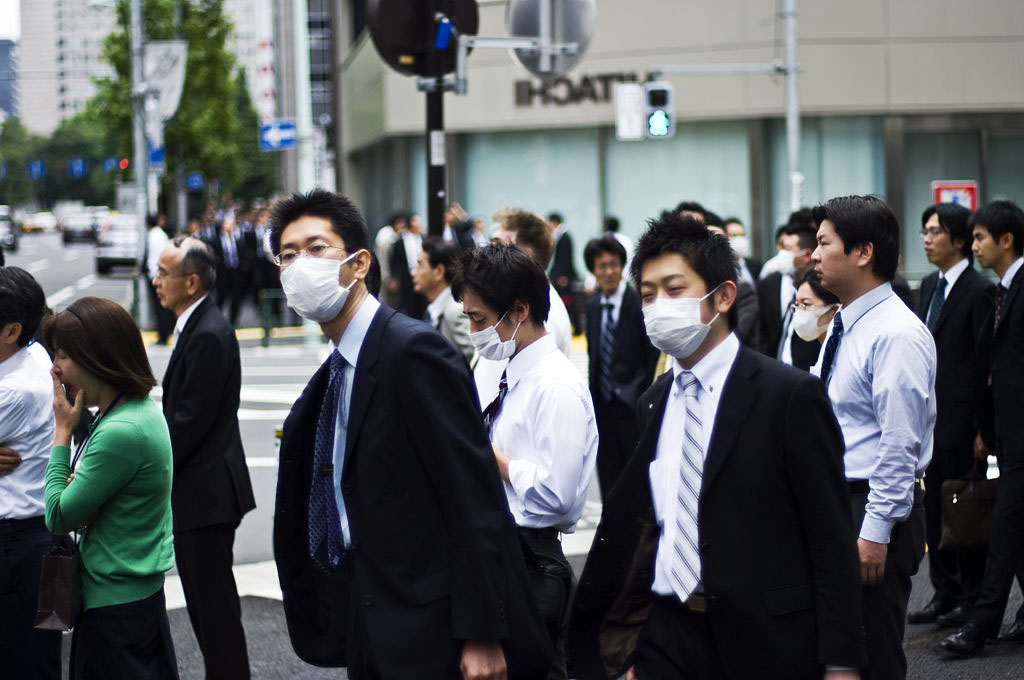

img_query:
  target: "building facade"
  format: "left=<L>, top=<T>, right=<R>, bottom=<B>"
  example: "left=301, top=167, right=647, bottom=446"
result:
left=335, top=0, right=1024, bottom=281
left=0, top=39, right=17, bottom=121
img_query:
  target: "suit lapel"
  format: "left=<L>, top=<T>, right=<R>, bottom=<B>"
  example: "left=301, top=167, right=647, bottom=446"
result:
left=342, top=304, right=394, bottom=474
left=164, top=296, right=212, bottom=385
left=918, top=272, right=936, bottom=324
left=933, top=267, right=975, bottom=334
left=996, top=267, right=1024, bottom=335
left=636, top=372, right=674, bottom=465
left=701, top=347, right=759, bottom=494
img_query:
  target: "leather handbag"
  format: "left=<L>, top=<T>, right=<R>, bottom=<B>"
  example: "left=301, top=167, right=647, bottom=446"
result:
left=939, top=459, right=998, bottom=552
left=34, top=532, right=81, bottom=631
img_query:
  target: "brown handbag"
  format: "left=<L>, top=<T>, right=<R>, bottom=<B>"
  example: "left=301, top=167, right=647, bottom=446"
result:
left=939, top=459, right=998, bottom=552
left=33, top=532, right=81, bottom=631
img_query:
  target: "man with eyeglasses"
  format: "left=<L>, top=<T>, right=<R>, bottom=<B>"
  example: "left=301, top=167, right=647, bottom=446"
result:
left=154, top=235, right=257, bottom=679
left=270, top=190, right=553, bottom=680
left=756, top=222, right=817, bottom=362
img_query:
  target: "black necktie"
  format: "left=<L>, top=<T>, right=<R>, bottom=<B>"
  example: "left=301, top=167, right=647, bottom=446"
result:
left=994, top=284, right=1008, bottom=331
left=926, top=276, right=947, bottom=333
left=309, top=351, right=346, bottom=573
left=599, top=303, right=616, bottom=402
left=820, top=311, right=845, bottom=386
left=776, top=294, right=796, bottom=359
left=482, top=370, right=508, bottom=436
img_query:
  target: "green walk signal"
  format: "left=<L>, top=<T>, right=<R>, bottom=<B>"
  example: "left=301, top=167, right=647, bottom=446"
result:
left=644, top=82, right=675, bottom=139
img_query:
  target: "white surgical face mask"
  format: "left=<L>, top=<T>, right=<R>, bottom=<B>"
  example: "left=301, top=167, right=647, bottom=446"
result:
left=642, top=285, right=721, bottom=360
left=771, top=249, right=797, bottom=276
left=280, top=251, right=359, bottom=323
left=470, top=311, right=522, bottom=361
left=729, top=235, right=752, bottom=259
left=792, top=304, right=836, bottom=342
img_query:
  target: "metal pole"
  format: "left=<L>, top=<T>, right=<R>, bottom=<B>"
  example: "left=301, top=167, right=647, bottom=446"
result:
left=538, top=0, right=552, bottom=74
left=293, top=0, right=315, bottom=193
left=783, top=0, right=802, bottom=212
left=130, top=0, right=148, bottom=246
left=426, top=85, right=446, bottom=238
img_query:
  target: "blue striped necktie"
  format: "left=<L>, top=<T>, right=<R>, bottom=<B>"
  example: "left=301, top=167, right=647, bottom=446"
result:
left=308, top=350, right=347, bottom=573
left=670, top=370, right=704, bottom=601
left=599, top=302, right=616, bottom=402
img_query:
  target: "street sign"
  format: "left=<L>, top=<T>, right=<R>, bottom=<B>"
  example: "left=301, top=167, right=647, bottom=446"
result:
left=932, top=180, right=979, bottom=210
left=28, top=159, right=45, bottom=180
left=69, top=158, right=88, bottom=178
left=259, top=119, right=298, bottom=151
left=507, top=0, right=595, bottom=79
left=187, top=171, right=205, bottom=192
left=615, top=83, right=645, bottom=141
left=367, top=0, right=479, bottom=78
left=103, top=157, right=118, bottom=173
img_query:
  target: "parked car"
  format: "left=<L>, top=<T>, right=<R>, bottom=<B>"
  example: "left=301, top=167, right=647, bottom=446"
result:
left=0, top=205, right=18, bottom=252
left=95, top=214, right=142, bottom=275
left=61, top=213, right=99, bottom=243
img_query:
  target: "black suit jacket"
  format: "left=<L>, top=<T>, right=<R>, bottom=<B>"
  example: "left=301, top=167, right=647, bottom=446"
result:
left=550, top=231, right=578, bottom=285
left=917, top=266, right=994, bottom=455
left=743, top=256, right=762, bottom=282
left=978, top=266, right=1024, bottom=461
left=389, top=237, right=428, bottom=319
left=568, top=347, right=863, bottom=679
left=273, top=302, right=551, bottom=678
left=161, top=296, right=256, bottom=532
left=756, top=271, right=788, bottom=356
left=584, top=286, right=658, bottom=414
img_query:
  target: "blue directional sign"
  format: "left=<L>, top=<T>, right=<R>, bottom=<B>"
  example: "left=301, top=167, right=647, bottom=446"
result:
left=28, top=159, right=45, bottom=180
left=187, top=171, right=205, bottom=192
left=103, top=157, right=118, bottom=173
left=259, top=119, right=298, bottom=151
left=69, top=157, right=88, bottom=178
left=150, top=147, right=166, bottom=166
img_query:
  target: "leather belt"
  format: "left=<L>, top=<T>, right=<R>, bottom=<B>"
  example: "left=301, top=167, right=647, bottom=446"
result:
left=517, top=527, right=560, bottom=540
left=847, top=478, right=925, bottom=496
left=683, top=593, right=708, bottom=614
left=0, top=516, right=46, bottom=535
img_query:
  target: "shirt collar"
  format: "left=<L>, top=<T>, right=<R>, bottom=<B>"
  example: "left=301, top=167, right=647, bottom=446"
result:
left=332, top=294, right=381, bottom=367
left=601, top=280, right=626, bottom=306
left=838, top=282, right=893, bottom=331
left=940, top=257, right=970, bottom=291
left=1001, top=256, right=1024, bottom=289
left=427, top=286, right=452, bottom=323
left=505, top=333, right=558, bottom=390
left=671, top=331, right=740, bottom=396
left=174, top=294, right=208, bottom=336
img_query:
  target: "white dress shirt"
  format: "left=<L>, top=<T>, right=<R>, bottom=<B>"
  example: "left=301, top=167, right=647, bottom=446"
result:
left=173, top=294, right=208, bottom=343
left=649, top=333, right=739, bottom=597
left=147, top=227, right=169, bottom=279
left=1001, top=256, right=1024, bottom=289
left=598, top=280, right=627, bottom=328
left=939, top=257, right=970, bottom=295
left=811, top=282, right=936, bottom=544
left=426, top=286, right=453, bottom=327
left=0, top=346, right=57, bottom=519
left=402, top=232, right=423, bottom=272
left=490, top=334, right=597, bottom=532
left=329, top=293, right=380, bottom=546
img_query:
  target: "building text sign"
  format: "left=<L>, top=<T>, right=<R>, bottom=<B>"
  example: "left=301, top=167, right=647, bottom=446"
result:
left=515, top=72, right=651, bottom=107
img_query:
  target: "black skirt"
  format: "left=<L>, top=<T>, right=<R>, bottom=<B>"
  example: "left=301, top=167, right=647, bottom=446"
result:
left=70, top=587, right=179, bottom=680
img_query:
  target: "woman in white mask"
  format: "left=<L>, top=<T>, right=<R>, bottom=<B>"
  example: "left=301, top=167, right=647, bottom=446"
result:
left=789, top=269, right=840, bottom=372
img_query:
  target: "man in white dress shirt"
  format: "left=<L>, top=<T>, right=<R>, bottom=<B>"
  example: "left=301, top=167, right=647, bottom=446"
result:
left=811, top=195, right=936, bottom=680
left=0, top=267, right=61, bottom=679
left=453, top=243, right=598, bottom=680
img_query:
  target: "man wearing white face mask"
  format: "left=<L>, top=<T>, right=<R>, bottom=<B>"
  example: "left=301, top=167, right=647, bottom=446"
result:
left=452, top=243, right=598, bottom=680
left=757, top=223, right=817, bottom=361
left=568, top=212, right=863, bottom=680
left=270, top=191, right=554, bottom=680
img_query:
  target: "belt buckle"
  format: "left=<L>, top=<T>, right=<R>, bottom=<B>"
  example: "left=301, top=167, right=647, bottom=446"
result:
left=684, top=593, right=708, bottom=614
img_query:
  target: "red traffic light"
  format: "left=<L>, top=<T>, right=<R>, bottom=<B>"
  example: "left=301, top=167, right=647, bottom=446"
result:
left=119, top=158, right=129, bottom=170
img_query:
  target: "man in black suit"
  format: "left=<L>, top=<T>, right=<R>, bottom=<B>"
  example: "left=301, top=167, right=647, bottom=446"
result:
left=153, top=235, right=256, bottom=679
left=269, top=190, right=551, bottom=680
left=547, top=213, right=580, bottom=333
left=212, top=217, right=244, bottom=325
left=757, top=222, right=816, bottom=358
left=906, top=203, right=992, bottom=628
left=583, top=235, right=658, bottom=498
left=568, top=213, right=863, bottom=680
left=387, top=211, right=428, bottom=320
left=941, top=201, right=1024, bottom=656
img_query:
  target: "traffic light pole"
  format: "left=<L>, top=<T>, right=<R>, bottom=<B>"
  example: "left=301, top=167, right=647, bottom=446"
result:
left=129, top=0, right=148, bottom=320
left=425, top=83, right=446, bottom=239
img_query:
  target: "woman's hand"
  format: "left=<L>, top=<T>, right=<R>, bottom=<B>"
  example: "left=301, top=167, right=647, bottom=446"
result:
left=51, top=371, right=83, bottom=448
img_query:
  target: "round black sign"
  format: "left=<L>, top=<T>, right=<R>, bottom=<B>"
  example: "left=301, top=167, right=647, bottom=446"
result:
left=367, top=0, right=479, bottom=78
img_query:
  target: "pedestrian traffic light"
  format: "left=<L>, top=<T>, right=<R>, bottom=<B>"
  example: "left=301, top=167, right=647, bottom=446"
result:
left=644, top=81, right=675, bottom=139
left=119, top=158, right=129, bottom=171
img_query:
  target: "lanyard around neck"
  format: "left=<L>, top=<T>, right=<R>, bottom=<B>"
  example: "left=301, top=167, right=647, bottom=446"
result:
left=71, top=393, right=123, bottom=469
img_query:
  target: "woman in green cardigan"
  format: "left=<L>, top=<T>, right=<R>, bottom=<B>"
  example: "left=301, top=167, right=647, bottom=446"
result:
left=44, top=296, right=177, bottom=680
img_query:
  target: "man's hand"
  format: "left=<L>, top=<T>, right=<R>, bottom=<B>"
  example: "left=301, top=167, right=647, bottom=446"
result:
left=974, top=432, right=993, bottom=461
left=858, top=537, right=887, bottom=587
left=492, top=445, right=511, bottom=483
left=0, top=446, right=22, bottom=476
left=824, top=670, right=860, bottom=680
left=460, top=640, right=507, bottom=680
left=625, top=667, right=637, bottom=680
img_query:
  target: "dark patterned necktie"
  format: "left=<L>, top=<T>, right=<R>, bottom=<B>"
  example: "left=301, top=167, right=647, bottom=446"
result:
left=308, top=350, right=347, bottom=573
left=925, top=276, right=947, bottom=333
left=482, top=370, right=509, bottom=436
left=994, top=284, right=1008, bottom=331
left=599, top=303, right=616, bottom=402
left=819, top=311, right=844, bottom=385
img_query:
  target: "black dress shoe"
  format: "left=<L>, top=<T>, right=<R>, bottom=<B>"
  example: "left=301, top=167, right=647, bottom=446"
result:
left=936, top=604, right=969, bottom=628
left=908, top=599, right=956, bottom=624
left=939, top=623, right=987, bottom=657
left=998, top=617, right=1024, bottom=643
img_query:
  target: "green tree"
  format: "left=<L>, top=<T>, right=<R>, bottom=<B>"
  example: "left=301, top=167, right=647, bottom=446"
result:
left=0, top=118, right=43, bottom=206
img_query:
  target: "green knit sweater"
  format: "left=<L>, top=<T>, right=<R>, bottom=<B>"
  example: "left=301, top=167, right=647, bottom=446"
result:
left=45, top=397, right=175, bottom=610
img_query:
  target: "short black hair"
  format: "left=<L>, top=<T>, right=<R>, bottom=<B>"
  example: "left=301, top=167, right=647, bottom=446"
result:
left=604, top=216, right=621, bottom=233
left=388, top=211, right=411, bottom=229
left=799, top=269, right=840, bottom=307
left=812, top=195, right=900, bottom=281
left=631, top=212, right=738, bottom=329
left=774, top=224, right=789, bottom=243
left=583, top=235, right=627, bottom=273
left=970, top=200, right=1024, bottom=257
left=172, top=234, right=218, bottom=292
left=922, top=203, right=973, bottom=263
left=787, top=207, right=814, bottom=230
left=269, top=190, right=370, bottom=256
left=703, top=210, right=724, bottom=228
left=450, top=243, right=550, bottom=326
left=421, top=237, right=461, bottom=284
left=675, top=201, right=706, bottom=219
left=0, top=267, right=46, bottom=347
left=547, top=212, right=564, bottom=225
left=723, top=217, right=742, bottom=227
left=786, top=224, right=818, bottom=252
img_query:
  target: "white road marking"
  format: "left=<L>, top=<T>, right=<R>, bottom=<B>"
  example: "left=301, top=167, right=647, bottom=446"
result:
left=65, top=251, right=80, bottom=261
left=76, top=274, right=96, bottom=289
left=46, top=286, right=76, bottom=308
left=28, top=258, right=49, bottom=274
